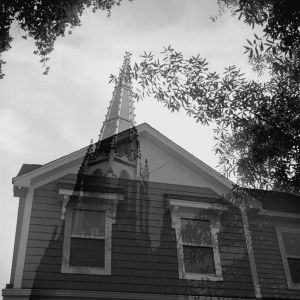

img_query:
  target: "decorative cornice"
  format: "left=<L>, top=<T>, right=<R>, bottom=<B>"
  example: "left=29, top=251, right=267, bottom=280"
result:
left=165, top=197, right=228, bottom=212
left=165, top=196, right=228, bottom=230
left=88, top=157, right=109, bottom=167
left=57, top=188, right=124, bottom=220
left=140, top=159, right=149, bottom=181
left=114, top=157, right=136, bottom=168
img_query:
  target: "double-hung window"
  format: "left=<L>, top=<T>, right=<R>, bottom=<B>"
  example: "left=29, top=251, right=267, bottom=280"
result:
left=69, top=209, right=106, bottom=269
left=276, top=227, right=300, bottom=289
left=165, top=195, right=227, bottom=281
left=181, top=218, right=215, bottom=276
left=58, top=188, right=124, bottom=275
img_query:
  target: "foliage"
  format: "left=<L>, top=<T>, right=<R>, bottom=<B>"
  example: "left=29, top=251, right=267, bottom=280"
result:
left=213, top=0, right=300, bottom=77
left=2, top=0, right=299, bottom=193
left=0, top=0, right=128, bottom=79
left=108, top=0, right=299, bottom=194
left=110, top=46, right=300, bottom=194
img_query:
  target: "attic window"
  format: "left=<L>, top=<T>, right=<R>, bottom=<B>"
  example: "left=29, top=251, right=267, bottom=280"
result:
left=92, top=169, right=103, bottom=177
left=181, top=219, right=215, bottom=275
left=69, top=209, right=106, bottom=268
left=276, top=227, right=300, bottom=289
left=165, top=195, right=227, bottom=281
left=59, top=188, right=124, bottom=275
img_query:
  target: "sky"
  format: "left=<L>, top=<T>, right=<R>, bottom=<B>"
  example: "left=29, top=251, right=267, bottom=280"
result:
left=0, top=0, right=265, bottom=291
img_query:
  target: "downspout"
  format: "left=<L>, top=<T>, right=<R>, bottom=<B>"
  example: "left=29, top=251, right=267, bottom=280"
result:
left=240, top=205, right=261, bottom=299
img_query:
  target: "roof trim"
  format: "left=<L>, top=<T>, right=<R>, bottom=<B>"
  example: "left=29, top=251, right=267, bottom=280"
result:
left=13, top=146, right=88, bottom=188
left=137, top=123, right=234, bottom=194
left=258, top=209, right=300, bottom=219
left=12, top=123, right=234, bottom=195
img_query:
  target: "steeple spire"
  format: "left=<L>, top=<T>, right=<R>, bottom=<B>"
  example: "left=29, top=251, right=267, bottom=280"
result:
left=99, top=52, right=135, bottom=141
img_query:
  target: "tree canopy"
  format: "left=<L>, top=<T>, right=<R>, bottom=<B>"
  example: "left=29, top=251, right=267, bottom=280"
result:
left=110, top=0, right=300, bottom=194
left=110, top=45, right=299, bottom=194
left=0, top=0, right=128, bottom=79
left=1, top=0, right=299, bottom=194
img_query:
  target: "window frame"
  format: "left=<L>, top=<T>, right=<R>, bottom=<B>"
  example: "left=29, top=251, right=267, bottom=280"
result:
left=176, top=212, right=223, bottom=281
left=165, top=197, right=227, bottom=281
left=58, top=188, right=124, bottom=275
left=276, top=227, right=300, bottom=290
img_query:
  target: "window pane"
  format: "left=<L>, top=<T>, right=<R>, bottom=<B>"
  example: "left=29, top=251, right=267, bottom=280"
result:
left=183, top=246, right=215, bottom=274
left=282, top=232, right=300, bottom=257
left=181, top=219, right=211, bottom=245
left=69, top=238, right=105, bottom=268
left=288, top=258, right=300, bottom=284
left=72, top=209, right=105, bottom=238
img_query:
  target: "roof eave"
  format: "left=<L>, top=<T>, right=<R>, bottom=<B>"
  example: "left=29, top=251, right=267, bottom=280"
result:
left=12, top=146, right=88, bottom=188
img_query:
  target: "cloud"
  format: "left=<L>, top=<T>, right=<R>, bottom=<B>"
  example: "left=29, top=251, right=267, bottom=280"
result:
left=0, top=109, right=28, bottom=155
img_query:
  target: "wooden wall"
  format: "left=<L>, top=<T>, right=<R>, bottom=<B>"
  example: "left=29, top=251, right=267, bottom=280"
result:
left=249, top=217, right=300, bottom=299
left=22, top=174, right=255, bottom=298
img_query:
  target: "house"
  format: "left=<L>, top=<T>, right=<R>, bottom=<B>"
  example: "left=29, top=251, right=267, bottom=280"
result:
left=2, top=55, right=300, bottom=300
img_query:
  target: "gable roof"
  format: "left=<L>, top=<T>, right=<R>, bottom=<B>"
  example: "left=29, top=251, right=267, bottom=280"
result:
left=13, top=146, right=88, bottom=189
left=16, top=164, right=42, bottom=177
left=247, top=189, right=300, bottom=213
left=12, top=123, right=233, bottom=196
left=137, top=123, right=234, bottom=195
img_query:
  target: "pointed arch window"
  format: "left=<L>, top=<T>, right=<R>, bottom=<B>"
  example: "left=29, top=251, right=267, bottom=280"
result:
left=119, top=170, right=130, bottom=180
left=92, top=169, right=103, bottom=177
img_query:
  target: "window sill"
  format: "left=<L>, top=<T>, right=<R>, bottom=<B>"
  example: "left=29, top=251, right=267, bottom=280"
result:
left=61, top=265, right=111, bottom=275
left=287, top=284, right=300, bottom=290
left=182, top=273, right=223, bottom=281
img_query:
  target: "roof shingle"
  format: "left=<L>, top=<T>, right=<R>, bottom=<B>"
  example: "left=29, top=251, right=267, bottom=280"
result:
left=247, top=189, right=300, bottom=213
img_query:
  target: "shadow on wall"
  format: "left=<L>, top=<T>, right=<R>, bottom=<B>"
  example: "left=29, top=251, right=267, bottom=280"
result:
left=29, top=225, right=63, bottom=298
left=26, top=175, right=263, bottom=299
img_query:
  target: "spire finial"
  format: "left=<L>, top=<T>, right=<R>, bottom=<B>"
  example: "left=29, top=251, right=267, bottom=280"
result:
left=123, top=52, right=131, bottom=68
left=98, top=53, right=135, bottom=141
left=120, top=52, right=131, bottom=84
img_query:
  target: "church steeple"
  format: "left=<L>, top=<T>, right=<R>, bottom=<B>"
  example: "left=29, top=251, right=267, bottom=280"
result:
left=99, top=53, right=135, bottom=141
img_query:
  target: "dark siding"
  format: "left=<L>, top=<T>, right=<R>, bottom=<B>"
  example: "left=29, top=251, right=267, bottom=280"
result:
left=22, top=174, right=255, bottom=298
left=247, top=189, right=300, bottom=213
left=250, top=222, right=300, bottom=299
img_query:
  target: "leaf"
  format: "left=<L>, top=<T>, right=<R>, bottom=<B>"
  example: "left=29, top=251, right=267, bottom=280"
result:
left=260, top=42, right=264, bottom=51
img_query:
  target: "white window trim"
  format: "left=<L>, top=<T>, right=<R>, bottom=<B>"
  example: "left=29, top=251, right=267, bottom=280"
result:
left=59, top=189, right=124, bottom=275
left=166, top=198, right=227, bottom=281
left=276, top=227, right=300, bottom=290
